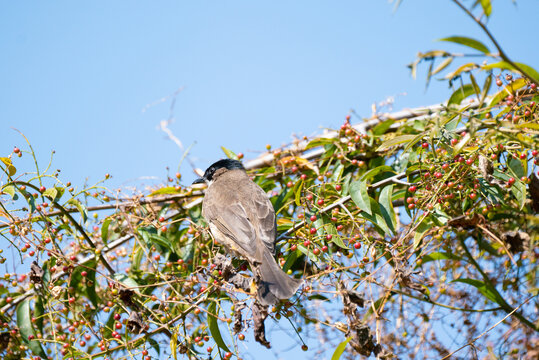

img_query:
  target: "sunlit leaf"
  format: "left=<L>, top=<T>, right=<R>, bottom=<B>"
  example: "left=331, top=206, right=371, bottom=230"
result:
left=376, top=135, right=417, bottom=151
left=439, top=36, right=490, bottom=54
left=360, top=165, right=395, bottom=182
left=0, top=157, right=17, bottom=176
left=67, top=198, right=87, bottom=223
left=331, top=337, right=352, bottom=360
left=448, top=84, right=476, bottom=106
left=480, top=0, right=492, bottom=17
left=220, top=146, right=238, bottom=160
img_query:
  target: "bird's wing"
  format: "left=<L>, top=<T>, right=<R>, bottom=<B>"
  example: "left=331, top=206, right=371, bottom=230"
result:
left=202, top=175, right=276, bottom=259
left=247, top=181, right=277, bottom=254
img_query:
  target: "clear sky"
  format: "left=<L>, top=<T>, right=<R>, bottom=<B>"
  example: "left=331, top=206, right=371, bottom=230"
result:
left=1, top=1, right=538, bottom=358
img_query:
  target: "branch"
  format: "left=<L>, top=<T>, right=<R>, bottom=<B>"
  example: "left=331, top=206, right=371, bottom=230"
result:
left=451, top=0, right=539, bottom=85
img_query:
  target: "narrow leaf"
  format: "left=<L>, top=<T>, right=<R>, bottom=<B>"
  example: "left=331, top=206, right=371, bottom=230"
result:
left=67, top=198, right=88, bottom=223
left=379, top=185, right=396, bottom=234
left=350, top=180, right=371, bottom=215
left=376, top=135, right=417, bottom=151
left=360, top=165, right=395, bottom=181
left=208, top=301, right=231, bottom=352
left=17, top=299, right=47, bottom=358
left=331, top=337, right=352, bottom=360
left=220, top=146, right=238, bottom=160
left=431, top=57, right=453, bottom=76
left=448, top=84, right=476, bottom=106
left=438, top=36, right=490, bottom=54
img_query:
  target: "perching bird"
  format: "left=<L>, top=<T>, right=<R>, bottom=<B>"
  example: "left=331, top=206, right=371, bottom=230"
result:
left=192, top=159, right=301, bottom=305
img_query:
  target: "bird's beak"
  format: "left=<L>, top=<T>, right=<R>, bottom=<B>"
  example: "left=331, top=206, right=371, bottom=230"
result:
left=192, top=177, right=206, bottom=185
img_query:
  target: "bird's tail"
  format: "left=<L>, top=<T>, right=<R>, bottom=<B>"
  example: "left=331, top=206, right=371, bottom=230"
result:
left=256, top=249, right=302, bottom=306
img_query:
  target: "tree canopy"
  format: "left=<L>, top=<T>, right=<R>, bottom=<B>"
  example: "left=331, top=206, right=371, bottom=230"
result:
left=1, top=1, right=538, bottom=359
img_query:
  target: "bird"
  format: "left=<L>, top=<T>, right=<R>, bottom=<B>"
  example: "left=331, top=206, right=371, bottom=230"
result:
left=192, top=159, right=302, bottom=305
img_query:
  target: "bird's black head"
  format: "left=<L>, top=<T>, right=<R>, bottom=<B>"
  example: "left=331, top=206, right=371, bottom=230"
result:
left=192, top=159, right=245, bottom=184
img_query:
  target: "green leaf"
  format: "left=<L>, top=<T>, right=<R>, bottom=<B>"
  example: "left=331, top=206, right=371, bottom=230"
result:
left=448, top=84, right=476, bottom=106
left=208, top=301, right=231, bottom=352
left=372, top=119, right=395, bottom=136
left=114, top=273, right=141, bottom=294
left=314, top=217, right=348, bottom=249
left=2, top=184, right=16, bottom=199
left=101, top=218, right=112, bottom=244
left=67, top=198, right=88, bottom=223
left=360, top=165, right=395, bottom=182
left=149, top=186, right=181, bottom=196
left=298, top=244, right=318, bottom=263
left=350, top=180, right=371, bottom=215
left=0, top=157, right=16, bottom=176
left=483, top=61, right=539, bottom=84
left=220, top=146, right=238, bottom=160
left=444, top=62, right=479, bottom=80
left=452, top=278, right=498, bottom=303
left=283, top=250, right=299, bottom=272
left=43, top=187, right=58, bottom=201
left=132, top=246, right=144, bottom=272
left=480, top=0, right=492, bottom=17
left=331, top=337, right=352, bottom=360
left=376, top=135, right=417, bottom=151
left=489, top=77, right=527, bottom=107
left=413, top=218, right=431, bottom=250
left=507, top=158, right=524, bottom=178
left=420, top=252, right=462, bottom=265
left=305, top=137, right=334, bottom=150
left=70, top=260, right=98, bottom=307
left=480, top=74, right=492, bottom=105
left=17, top=299, right=47, bottom=358
left=294, top=180, right=304, bottom=206
left=438, top=36, right=490, bottom=54
left=34, top=296, right=44, bottom=335
left=431, top=57, right=454, bottom=76
left=379, top=185, right=396, bottom=235
left=359, top=199, right=392, bottom=236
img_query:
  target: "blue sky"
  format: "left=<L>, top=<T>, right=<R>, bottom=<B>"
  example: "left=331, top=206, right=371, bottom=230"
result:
left=2, top=0, right=538, bottom=190
left=1, top=1, right=539, bottom=358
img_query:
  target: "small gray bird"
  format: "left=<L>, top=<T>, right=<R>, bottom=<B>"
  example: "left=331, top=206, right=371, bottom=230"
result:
left=193, top=159, right=301, bottom=305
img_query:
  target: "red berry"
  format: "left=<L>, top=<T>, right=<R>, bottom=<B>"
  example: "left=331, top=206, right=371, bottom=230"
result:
left=286, top=181, right=293, bottom=188
left=300, top=174, right=307, bottom=181
left=406, top=197, right=415, bottom=204
left=409, top=186, right=417, bottom=193
left=450, top=138, right=459, bottom=146
left=408, top=203, right=415, bottom=210
left=421, top=142, right=429, bottom=149
left=317, top=199, right=324, bottom=206
left=158, top=216, right=165, bottom=222
left=508, top=177, right=515, bottom=185
left=354, top=242, right=361, bottom=249
left=325, top=234, right=332, bottom=241
left=81, top=271, right=87, bottom=277
left=238, top=333, right=245, bottom=341
left=496, top=78, right=503, bottom=86
left=335, top=184, right=342, bottom=191
left=310, top=215, right=317, bottom=222
left=39, top=186, right=46, bottom=193
left=469, top=193, right=477, bottom=200
left=303, top=240, right=311, bottom=247
left=321, top=245, right=328, bottom=252
left=531, top=83, right=537, bottom=90
left=313, top=248, right=320, bottom=255
left=310, top=227, right=317, bottom=235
